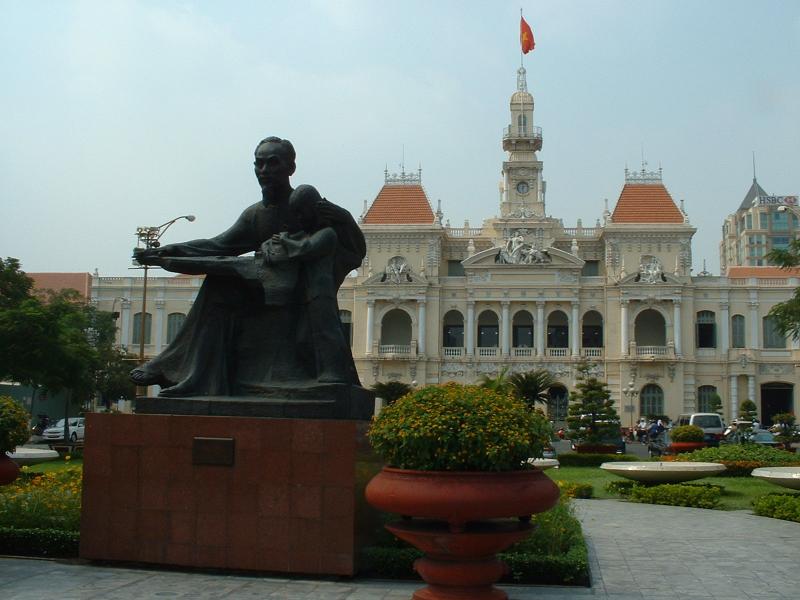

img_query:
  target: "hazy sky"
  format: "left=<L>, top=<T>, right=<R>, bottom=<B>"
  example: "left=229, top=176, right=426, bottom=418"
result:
left=1, top=0, right=798, bottom=277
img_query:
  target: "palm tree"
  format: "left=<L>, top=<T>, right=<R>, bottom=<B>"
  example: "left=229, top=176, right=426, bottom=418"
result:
left=371, top=380, right=412, bottom=405
left=477, top=367, right=512, bottom=395
left=508, top=369, right=556, bottom=411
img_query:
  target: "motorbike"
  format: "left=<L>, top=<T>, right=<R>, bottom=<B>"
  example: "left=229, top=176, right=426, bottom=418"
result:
left=31, top=414, right=51, bottom=436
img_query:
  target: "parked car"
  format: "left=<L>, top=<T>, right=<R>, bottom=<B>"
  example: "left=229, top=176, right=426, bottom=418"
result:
left=42, top=418, right=85, bottom=442
left=542, top=444, right=558, bottom=459
left=675, top=413, right=725, bottom=445
left=749, top=430, right=780, bottom=447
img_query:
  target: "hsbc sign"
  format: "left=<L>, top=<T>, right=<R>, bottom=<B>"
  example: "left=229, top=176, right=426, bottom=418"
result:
left=757, top=195, right=799, bottom=206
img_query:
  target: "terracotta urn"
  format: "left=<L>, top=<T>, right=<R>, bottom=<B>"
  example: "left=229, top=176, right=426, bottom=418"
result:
left=667, top=441, right=706, bottom=454
left=366, top=467, right=560, bottom=600
left=0, top=453, right=20, bottom=486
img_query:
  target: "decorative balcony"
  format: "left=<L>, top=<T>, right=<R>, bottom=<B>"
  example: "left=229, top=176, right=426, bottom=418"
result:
left=582, top=348, right=603, bottom=358
left=379, top=344, right=413, bottom=356
left=513, top=347, right=533, bottom=357
left=442, top=347, right=464, bottom=357
left=546, top=348, right=568, bottom=358
left=477, top=347, right=500, bottom=357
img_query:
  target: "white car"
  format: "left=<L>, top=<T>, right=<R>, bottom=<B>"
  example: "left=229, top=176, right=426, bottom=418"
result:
left=42, top=418, right=85, bottom=442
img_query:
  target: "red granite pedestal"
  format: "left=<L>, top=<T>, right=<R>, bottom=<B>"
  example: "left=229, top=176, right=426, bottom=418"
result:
left=80, top=413, right=377, bottom=576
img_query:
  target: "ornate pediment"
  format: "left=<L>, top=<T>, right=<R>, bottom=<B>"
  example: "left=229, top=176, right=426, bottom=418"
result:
left=462, top=246, right=584, bottom=268
left=362, top=255, right=428, bottom=285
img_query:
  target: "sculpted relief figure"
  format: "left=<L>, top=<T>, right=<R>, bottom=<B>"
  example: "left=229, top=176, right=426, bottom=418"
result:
left=130, top=137, right=366, bottom=400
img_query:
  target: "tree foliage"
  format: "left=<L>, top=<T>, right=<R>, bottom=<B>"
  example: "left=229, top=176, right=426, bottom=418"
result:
left=508, top=369, right=556, bottom=410
left=0, top=257, right=127, bottom=407
left=370, top=380, right=412, bottom=405
left=766, top=242, right=800, bottom=339
left=565, top=365, right=621, bottom=445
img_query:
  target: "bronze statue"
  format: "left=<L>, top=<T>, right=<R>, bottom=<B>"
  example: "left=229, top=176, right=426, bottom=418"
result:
left=130, top=137, right=367, bottom=415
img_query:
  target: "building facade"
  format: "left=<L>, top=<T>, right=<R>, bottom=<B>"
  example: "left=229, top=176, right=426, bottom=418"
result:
left=91, top=66, right=799, bottom=427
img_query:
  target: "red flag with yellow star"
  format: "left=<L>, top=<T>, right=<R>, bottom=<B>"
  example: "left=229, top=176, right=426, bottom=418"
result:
left=520, top=16, right=535, bottom=54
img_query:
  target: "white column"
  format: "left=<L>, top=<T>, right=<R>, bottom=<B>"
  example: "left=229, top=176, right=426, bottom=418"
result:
left=503, top=170, right=510, bottom=204
left=417, top=300, right=426, bottom=355
left=501, top=301, right=510, bottom=356
left=730, top=375, right=738, bottom=420
left=571, top=301, right=580, bottom=358
left=120, top=300, right=132, bottom=348
left=466, top=301, right=475, bottom=355
left=748, top=375, right=756, bottom=406
left=620, top=300, right=629, bottom=356
left=673, top=300, right=682, bottom=357
left=366, top=300, right=375, bottom=355
left=536, top=301, right=545, bottom=357
left=719, top=302, right=729, bottom=354
left=749, top=300, right=759, bottom=349
left=154, top=299, right=165, bottom=354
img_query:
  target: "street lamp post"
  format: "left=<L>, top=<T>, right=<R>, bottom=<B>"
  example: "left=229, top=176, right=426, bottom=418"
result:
left=133, top=215, right=195, bottom=387
left=622, top=380, right=640, bottom=437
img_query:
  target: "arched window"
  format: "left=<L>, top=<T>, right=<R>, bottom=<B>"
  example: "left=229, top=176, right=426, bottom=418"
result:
left=166, top=313, right=186, bottom=345
left=763, top=316, right=786, bottom=349
left=731, top=314, right=745, bottom=348
left=442, top=310, right=464, bottom=348
left=547, top=310, right=569, bottom=348
left=634, top=309, right=666, bottom=346
left=517, top=114, right=527, bottom=135
left=477, top=310, right=499, bottom=348
left=697, top=385, right=718, bottom=413
left=548, top=385, right=568, bottom=422
left=512, top=310, right=534, bottom=348
left=696, top=311, right=716, bottom=348
left=339, top=310, right=353, bottom=347
left=640, top=384, right=664, bottom=418
left=582, top=310, right=603, bottom=348
left=131, top=312, right=152, bottom=345
left=381, top=309, right=412, bottom=346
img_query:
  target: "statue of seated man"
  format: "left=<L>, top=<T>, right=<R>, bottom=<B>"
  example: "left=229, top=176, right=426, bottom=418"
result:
left=129, top=137, right=365, bottom=397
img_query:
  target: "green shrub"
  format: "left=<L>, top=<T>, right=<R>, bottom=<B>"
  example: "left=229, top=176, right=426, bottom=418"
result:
left=628, top=483, right=721, bottom=509
left=752, top=493, right=800, bottom=523
left=0, top=395, right=30, bottom=454
left=0, top=526, right=79, bottom=557
left=368, top=383, right=551, bottom=471
left=557, top=453, right=638, bottom=467
left=605, top=480, right=638, bottom=497
left=672, top=444, right=800, bottom=476
left=670, top=425, right=705, bottom=442
left=554, top=481, right=594, bottom=499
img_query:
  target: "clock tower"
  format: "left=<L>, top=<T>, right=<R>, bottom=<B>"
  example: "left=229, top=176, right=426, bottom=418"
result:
left=500, top=66, right=545, bottom=218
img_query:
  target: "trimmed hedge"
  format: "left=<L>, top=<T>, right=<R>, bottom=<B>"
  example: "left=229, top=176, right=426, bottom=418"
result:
left=628, top=483, right=721, bottom=509
left=0, top=527, right=79, bottom=558
left=752, top=493, right=800, bottom=523
left=606, top=480, right=723, bottom=499
left=556, top=453, right=638, bottom=467
left=671, top=444, right=800, bottom=476
left=502, top=543, right=589, bottom=586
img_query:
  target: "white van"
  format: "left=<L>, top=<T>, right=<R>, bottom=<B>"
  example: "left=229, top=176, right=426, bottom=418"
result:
left=675, top=413, right=725, bottom=442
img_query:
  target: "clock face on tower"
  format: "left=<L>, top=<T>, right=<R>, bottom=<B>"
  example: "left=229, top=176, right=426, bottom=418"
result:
left=516, top=181, right=529, bottom=194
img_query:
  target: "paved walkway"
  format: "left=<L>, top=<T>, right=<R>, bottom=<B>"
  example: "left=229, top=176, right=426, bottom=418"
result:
left=1, top=500, right=799, bottom=599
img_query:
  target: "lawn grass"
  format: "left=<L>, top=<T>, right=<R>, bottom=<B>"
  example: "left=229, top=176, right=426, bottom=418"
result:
left=23, top=458, right=83, bottom=473
left=547, top=465, right=782, bottom=510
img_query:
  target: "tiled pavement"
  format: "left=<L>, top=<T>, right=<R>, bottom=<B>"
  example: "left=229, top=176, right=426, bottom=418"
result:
left=1, top=499, right=799, bottom=599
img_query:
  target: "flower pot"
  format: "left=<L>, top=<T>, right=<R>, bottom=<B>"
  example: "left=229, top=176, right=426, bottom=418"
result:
left=575, top=444, right=618, bottom=454
left=667, top=441, right=706, bottom=454
left=365, top=468, right=559, bottom=600
left=0, top=453, right=20, bottom=486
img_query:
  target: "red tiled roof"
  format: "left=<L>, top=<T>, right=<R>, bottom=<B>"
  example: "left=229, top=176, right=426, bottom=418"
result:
left=611, top=184, right=685, bottom=224
left=29, top=273, right=92, bottom=300
left=362, top=184, right=435, bottom=225
left=727, top=266, right=800, bottom=278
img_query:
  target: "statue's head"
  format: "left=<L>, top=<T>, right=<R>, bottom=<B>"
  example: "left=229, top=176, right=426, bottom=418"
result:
left=289, top=184, right=322, bottom=232
left=254, top=136, right=296, bottom=188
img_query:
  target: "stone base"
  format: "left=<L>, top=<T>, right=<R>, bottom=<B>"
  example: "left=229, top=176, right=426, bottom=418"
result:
left=80, top=413, right=381, bottom=576
left=135, top=384, right=374, bottom=420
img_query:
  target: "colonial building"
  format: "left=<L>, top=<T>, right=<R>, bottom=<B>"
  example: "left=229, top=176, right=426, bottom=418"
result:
left=90, top=66, right=799, bottom=427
